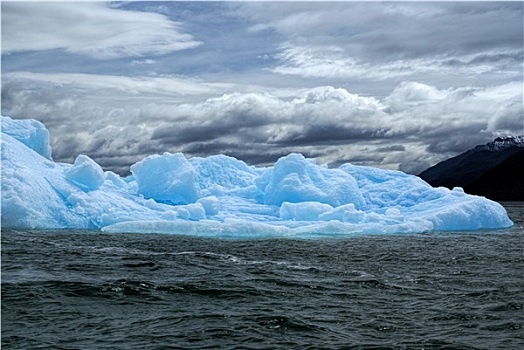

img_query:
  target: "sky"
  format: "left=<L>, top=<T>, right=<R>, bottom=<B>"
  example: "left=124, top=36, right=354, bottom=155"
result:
left=2, top=1, right=523, bottom=175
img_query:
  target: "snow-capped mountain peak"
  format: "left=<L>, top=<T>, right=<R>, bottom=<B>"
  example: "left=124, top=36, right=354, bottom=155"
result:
left=478, top=136, right=524, bottom=152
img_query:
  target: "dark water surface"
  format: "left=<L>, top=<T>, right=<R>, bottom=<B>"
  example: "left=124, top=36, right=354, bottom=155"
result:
left=2, top=205, right=523, bottom=349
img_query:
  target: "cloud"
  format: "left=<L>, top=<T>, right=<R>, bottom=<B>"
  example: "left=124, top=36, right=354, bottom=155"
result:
left=2, top=2, right=520, bottom=178
left=2, top=2, right=201, bottom=59
left=130, top=59, right=156, bottom=66
left=147, top=86, right=389, bottom=151
left=2, top=71, right=521, bottom=175
left=1, top=71, right=229, bottom=101
left=240, top=2, right=522, bottom=85
left=243, top=2, right=523, bottom=59
left=385, top=81, right=523, bottom=164
left=271, top=44, right=521, bottom=83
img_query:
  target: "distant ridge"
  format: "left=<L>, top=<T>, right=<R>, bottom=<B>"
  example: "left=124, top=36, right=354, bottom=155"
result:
left=419, top=136, right=524, bottom=201
left=475, top=136, right=524, bottom=152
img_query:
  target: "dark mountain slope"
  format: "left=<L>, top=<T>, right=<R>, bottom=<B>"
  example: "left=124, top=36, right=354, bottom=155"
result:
left=418, top=136, right=524, bottom=200
left=464, top=150, right=524, bottom=201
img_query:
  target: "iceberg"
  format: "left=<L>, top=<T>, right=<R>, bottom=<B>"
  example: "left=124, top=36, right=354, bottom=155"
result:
left=1, top=116, right=513, bottom=237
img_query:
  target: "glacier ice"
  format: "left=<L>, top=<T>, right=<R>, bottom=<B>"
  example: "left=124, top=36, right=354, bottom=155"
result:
left=0, top=116, right=513, bottom=237
left=259, top=153, right=366, bottom=208
left=131, top=152, right=201, bottom=205
left=65, top=155, right=105, bottom=191
left=1, top=117, right=52, bottom=160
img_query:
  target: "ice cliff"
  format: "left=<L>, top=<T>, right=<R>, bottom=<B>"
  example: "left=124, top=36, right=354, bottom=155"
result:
left=1, top=116, right=513, bottom=237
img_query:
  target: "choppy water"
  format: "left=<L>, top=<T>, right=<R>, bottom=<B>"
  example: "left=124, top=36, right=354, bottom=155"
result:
left=2, top=204, right=523, bottom=349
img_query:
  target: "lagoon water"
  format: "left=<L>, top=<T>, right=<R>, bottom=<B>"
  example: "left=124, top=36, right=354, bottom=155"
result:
left=2, top=204, right=523, bottom=349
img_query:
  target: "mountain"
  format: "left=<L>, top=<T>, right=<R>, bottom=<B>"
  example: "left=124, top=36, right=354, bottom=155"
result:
left=464, top=151, right=524, bottom=201
left=418, top=136, right=524, bottom=201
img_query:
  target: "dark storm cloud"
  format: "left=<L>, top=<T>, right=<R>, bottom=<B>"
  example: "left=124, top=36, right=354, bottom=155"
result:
left=376, top=145, right=406, bottom=153
left=328, top=153, right=387, bottom=168
left=269, top=125, right=390, bottom=147
left=226, top=148, right=325, bottom=168
left=350, top=2, right=522, bottom=59
left=150, top=103, right=272, bottom=146
left=2, top=70, right=521, bottom=174
left=248, top=1, right=522, bottom=84
left=177, top=140, right=323, bottom=168
left=425, top=130, right=492, bottom=154
left=151, top=123, right=236, bottom=145
left=2, top=2, right=522, bottom=175
left=180, top=141, right=237, bottom=155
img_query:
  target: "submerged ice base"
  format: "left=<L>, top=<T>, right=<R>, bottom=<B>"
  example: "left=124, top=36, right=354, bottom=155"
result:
left=1, top=116, right=513, bottom=237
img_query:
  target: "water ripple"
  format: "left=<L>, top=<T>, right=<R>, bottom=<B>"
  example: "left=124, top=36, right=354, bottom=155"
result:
left=2, top=213, right=523, bottom=350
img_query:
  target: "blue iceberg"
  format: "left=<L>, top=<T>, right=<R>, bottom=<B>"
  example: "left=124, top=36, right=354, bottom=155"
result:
left=1, top=116, right=513, bottom=237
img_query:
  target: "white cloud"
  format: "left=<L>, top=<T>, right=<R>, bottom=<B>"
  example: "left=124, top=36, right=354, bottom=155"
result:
left=131, top=59, right=156, bottom=66
left=2, top=72, right=230, bottom=101
left=3, top=2, right=521, bottom=175
left=271, top=44, right=518, bottom=82
left=237, top=1, right=522, bottom=88
left=2, top=3, right=201, bottom=59
left=2, top=72, right=521, bottom=174
left=240, top=2, right=523, bottom=59
left=384, top=81, right=523, bottom=162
